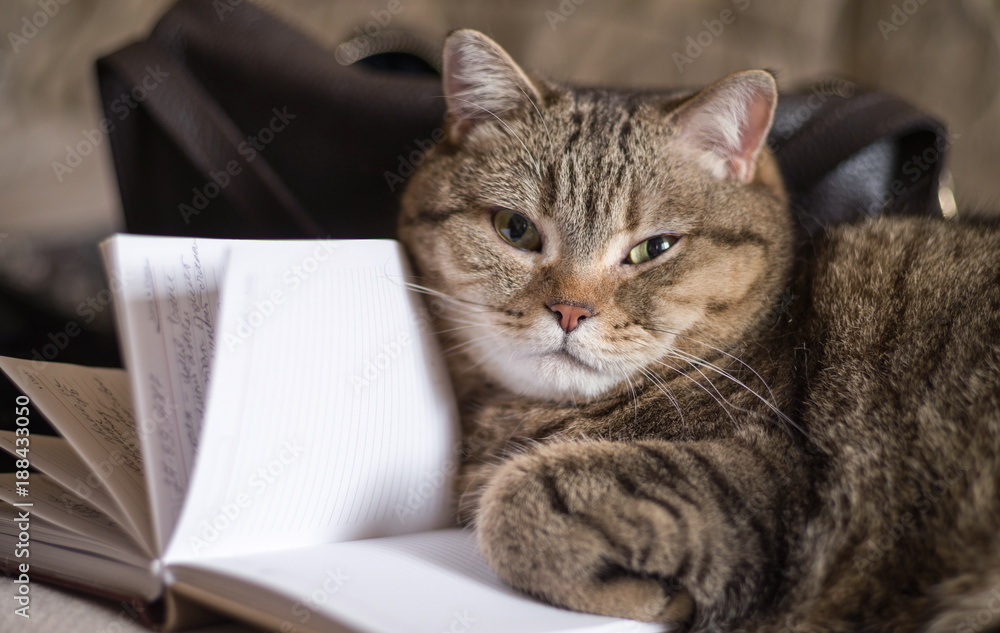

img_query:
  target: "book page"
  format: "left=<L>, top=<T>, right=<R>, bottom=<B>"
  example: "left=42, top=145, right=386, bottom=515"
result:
left=0, top=502, right=161, bottom=601
left=0, top=430, right=130, bottom=535
left=165, top=240, right=459, bottom=562
left=102, top=236, right=233, bottom=553
left=0, top=357, right=153, bottom=555
left=169, top=529, right=668, bottom=633
left=0, top=473, right=147, bottom=562
left=0, top=501, right=148, bottom=569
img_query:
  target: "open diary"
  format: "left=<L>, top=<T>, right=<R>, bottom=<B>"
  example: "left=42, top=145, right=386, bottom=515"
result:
left=0, top=236, right=664, bottom=633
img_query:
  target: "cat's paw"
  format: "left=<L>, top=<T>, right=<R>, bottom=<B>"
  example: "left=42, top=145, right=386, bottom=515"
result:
left=475, top=441, right=695, bottom=623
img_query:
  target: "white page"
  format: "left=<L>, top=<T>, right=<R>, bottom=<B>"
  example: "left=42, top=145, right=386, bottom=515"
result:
left=0, top=357, right=153, bottom=556
left=165, top=240, right=459, bottom=562
left=0, top=430, right=133, bottom=538
left=169, top=529, right=668, bottom=633
left=102, top=235, right=233, bottom=553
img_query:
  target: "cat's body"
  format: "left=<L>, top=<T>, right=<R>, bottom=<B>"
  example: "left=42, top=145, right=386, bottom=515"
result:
left=398, top=30, right=1000, bottom=632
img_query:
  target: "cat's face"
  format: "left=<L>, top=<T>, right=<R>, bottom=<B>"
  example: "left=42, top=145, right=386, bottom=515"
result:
left=400, top=30, right=794, bottom=401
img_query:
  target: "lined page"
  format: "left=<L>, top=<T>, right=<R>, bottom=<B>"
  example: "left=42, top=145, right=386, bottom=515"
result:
left=170, top=529, right=667, bottom=633
left=102, top=236, right=232, bottom=553
left=165, top=240, right=459, bottom=562
left=0, top=357, right=153, bottom=556
left=0, top=430, right=131, bottom=537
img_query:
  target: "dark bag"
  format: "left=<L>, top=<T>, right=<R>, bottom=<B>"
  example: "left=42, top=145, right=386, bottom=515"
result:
left=97, top=0, right=948, bottom=242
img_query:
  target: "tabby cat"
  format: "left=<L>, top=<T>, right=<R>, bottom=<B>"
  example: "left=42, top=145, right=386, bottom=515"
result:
left=398, top=29, right=1000, bottom=632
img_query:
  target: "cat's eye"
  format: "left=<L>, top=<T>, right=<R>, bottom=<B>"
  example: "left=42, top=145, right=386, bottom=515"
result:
left=625, top=235, right=680, bottom=265
left=493, top=208, right=541, bottom=252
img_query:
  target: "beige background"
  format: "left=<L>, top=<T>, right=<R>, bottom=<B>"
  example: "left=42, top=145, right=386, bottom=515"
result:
left=1, top=0, right=999, bottom=630
left=0, top=0, right=999, bottom=242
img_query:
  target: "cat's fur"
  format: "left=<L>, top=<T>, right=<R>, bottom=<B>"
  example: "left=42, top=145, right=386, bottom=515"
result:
left=398, top=29, right=1000, bottom=632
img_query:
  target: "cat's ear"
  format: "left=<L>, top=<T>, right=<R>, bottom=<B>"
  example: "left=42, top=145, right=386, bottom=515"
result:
left=442, top=29, right=542, bottom=142
left=672, top=70, right=778, bottom=183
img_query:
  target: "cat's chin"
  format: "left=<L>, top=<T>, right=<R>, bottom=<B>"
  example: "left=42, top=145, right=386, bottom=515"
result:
left=482, top=349, right=628, bottom=402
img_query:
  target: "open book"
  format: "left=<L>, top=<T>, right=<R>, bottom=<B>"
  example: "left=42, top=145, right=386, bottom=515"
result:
left=0, top=236, right=665, bottom=633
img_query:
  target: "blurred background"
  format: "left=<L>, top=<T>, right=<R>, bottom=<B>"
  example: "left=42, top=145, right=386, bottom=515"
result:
left=3, top=0, right=1000, bottom=240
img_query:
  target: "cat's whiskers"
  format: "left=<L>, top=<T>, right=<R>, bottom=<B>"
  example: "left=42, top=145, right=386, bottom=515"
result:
left=514, top=83, right=554, bottom=154
left=436, top=95, right=543, bottom=178
left=401, top=282, right=514, bottom=341
left=463, top=349, right=497, bottom=374
left=667, top=347, right=769, bottom=408
left=432, top=323, right=489, bottom=335
left=676, top=358, right=749, bottom=419
left=650, top=326, right=781, bottom=406
left=435, top=313, right=493, bottom=329
left=626, top=360, right=686, bottom=434
left=620, top=367, right=639, bottom=432
left=402, top=281, right=500, bottom=312
left=655, top=346, right=803, bottom=436
left=642, top=324, right=788, bottom=426
left=441, top=328, right=511, bottom=357
left=503, top=342, right=520, bottom=375
left=652, top=358, right=739, bottom=430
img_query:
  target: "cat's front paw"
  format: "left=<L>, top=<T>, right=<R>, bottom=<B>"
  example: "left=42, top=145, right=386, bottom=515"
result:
left=475, top=441, right=695, bottom=623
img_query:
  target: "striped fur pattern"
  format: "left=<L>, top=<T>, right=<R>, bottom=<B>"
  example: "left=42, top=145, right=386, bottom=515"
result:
left=398, top=29, right=1000, bottom=632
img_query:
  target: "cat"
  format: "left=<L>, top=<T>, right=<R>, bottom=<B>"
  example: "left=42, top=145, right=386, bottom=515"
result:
left=398, top=29, right=1000, bottom=633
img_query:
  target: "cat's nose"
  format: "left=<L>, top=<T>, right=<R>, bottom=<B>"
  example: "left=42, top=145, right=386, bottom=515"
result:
left=548, top=302, right=593, bottom=333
